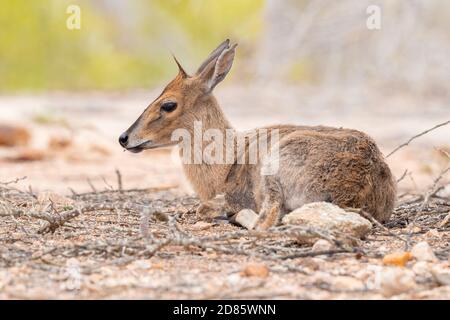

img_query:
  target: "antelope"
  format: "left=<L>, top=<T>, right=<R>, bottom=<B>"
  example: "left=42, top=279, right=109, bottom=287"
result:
left=119, top=39, right=396, bottom=230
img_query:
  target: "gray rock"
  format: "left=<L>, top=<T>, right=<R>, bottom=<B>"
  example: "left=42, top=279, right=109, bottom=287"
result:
left=282, top=202, right=372, bottom=244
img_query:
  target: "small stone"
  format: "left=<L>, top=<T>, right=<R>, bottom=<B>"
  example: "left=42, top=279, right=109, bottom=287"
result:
left=354, top=269, right=373, bottom=282
left=382, top=252, right=412, bottom=267
left=431, top=266, right=450, bottom=286
left=281, top=202, right=372, bottom=244
left=66, top=258, right=80, bottom=268
left=234, top=209, right=258, bottom=230
left=413, top=286, right=450, bottom=299
left=411, top=241, right=437, bottom=262
left=241, top=263, right=269, bottom=278
left=0, top=125, right=30, bottom=147
left=412, top=261, right=432, bottom=277
left=331, top=276, right=365, bottom=291
left=130, top=260, right=151, bottom=270
left=378, top=267, right=416, bottom=297
left=153, top=211, right=169, bottom=222
left=424, top=229, right=440, bottom=239
left=300, top=258, right=320, bottom=272
left=408, top=225, right=422, bottom=233
left=312, top=239, right=334, bottom=252
left=439, top=213, right=450, bottom=228
left=191, top=221, right=213, bottom=231
left=0, top=271, right=11, bottom=291
left=226, top=273, right=242, bottom=286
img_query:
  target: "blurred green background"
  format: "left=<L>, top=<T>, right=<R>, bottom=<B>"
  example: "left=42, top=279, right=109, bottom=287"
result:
left=0, top=0, right=262, bottom=91
left=1, top=0, right=449, bottom=94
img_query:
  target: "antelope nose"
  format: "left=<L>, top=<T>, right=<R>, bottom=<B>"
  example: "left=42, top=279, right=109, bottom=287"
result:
left=119, top=132, right=129, bottom=147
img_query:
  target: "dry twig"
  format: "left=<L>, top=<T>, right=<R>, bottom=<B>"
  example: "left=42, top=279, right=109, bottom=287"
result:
left=386, top=120, right=450, bottom=158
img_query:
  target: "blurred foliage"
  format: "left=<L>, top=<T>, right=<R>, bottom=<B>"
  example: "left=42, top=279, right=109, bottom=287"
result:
left=0, top=0, right=263, bottom=91
left=31, top=111, right=69, bottom=127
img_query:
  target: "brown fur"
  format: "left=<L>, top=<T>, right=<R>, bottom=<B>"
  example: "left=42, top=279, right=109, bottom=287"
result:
left=120, top=40, right=397, bottom=230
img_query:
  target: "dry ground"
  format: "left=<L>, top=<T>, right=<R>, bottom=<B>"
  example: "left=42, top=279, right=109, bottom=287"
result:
left=0, top=86, right=449, bottom=299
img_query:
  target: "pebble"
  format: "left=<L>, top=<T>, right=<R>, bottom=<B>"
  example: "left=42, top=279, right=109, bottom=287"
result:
left=411, top=241, right=437, bottom=262
left=312, top=239, right=334, bottom=252
left=378, top=267, right=416, bottom=297
left=241, top=263, right=269, bottom=278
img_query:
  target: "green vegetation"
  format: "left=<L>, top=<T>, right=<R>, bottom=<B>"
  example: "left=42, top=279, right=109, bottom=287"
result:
left=31, top=110, right=69, bottom=127
left=0, top=0, right=263, bottom=92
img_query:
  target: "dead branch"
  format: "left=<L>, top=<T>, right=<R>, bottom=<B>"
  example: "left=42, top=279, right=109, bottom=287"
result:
left=37, top=203, right=148, bottom=234
left=86, top=178, right=97, bottom=193
left=0, top=176, right=27, bottom=185
left=386, top=120, right=450, bottom=158
left=115, top=169, right=123, bottom=191
left=0, top=204, right=54, bottom=221
left=354, top=208, right=408, bottom=244
left=71, top=184, right=176, bottom=199
left=403, top=163, right=450, bottom=250
left=396, top=169, right=408, bottom=183
left=421, top=164, right=450, bottom=209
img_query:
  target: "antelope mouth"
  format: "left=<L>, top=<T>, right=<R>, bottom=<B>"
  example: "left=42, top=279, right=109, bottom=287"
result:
left=125, top=140, right=177, bottom=153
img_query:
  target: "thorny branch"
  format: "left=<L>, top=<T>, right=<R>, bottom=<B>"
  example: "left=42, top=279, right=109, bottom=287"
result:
left=1, top=182, right=359, bottom=261
left=386, top=120, right=450, bottom=158
left=403, top=163, right=450, bottom=250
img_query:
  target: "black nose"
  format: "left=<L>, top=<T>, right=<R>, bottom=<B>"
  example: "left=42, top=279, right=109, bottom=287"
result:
left=119, top=132, right=129, bottom=147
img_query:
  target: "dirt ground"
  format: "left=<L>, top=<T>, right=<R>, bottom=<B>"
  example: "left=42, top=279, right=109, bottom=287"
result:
left=0, top=86, right=449, bottom=299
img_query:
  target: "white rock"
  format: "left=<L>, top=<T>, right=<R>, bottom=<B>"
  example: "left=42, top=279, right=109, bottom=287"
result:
left=191, top=221, right=213, bottom=231
left=234, top=209, right=258, bottom=230
left=411, top=241, right=437, bottom=262
left=312, top=239, right=334, bottom=252
left=129, top=259, right=152, bottom=270
left=378, top=267, right=416, bottom=297
left=431, top=266, right=450, bottom=286
left=424, top=229, right=440, bottom=239
left=66, top=258, right=80, bottom=268
left=226, top=273, right=242, bottom=286
left=0, top=271, right=11, bottom=291
left=331, top=276, right=365, bottom=291
left=282, top=202, right=372, bottom=244
left=412, top=261, right=432, bottom=277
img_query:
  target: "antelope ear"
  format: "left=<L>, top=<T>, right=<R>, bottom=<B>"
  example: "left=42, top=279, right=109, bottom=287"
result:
left=172, top=55, right=188, bottom=78
left=196, top=39, right=230, bottom=75
left=198, top=43, right=237, bottom=91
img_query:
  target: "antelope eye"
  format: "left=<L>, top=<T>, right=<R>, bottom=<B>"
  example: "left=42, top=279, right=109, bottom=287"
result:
left=160, top=102, right=177, bottom=113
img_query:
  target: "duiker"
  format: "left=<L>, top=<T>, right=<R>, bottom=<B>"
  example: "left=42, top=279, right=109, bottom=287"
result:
left=119, top=40, right=396, bottom=230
